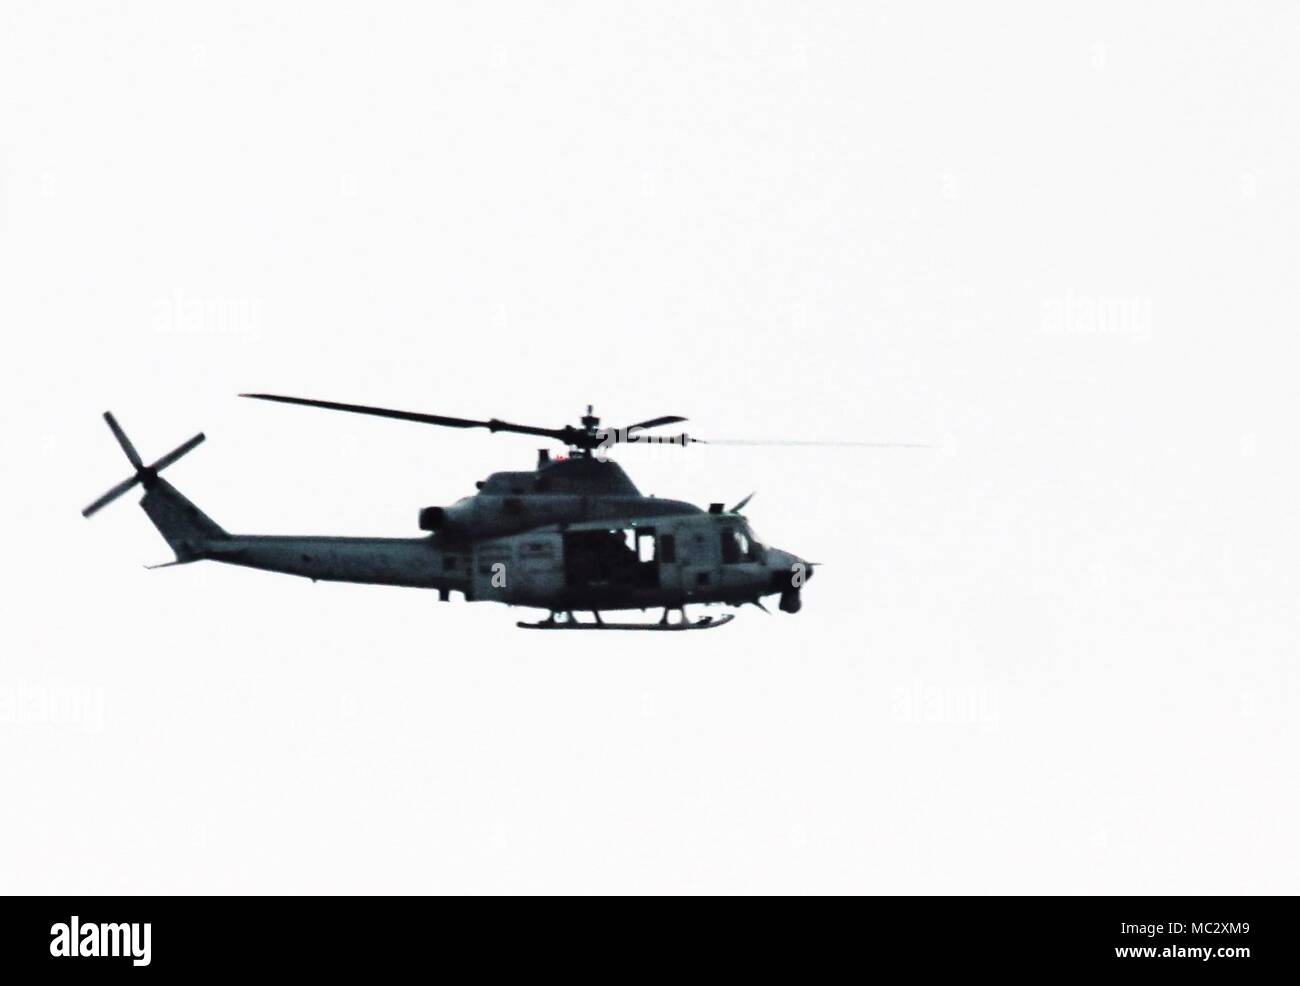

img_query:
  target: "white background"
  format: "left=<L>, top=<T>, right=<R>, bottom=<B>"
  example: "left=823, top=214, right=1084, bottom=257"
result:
left=2, top=2, right=1297, bottom=893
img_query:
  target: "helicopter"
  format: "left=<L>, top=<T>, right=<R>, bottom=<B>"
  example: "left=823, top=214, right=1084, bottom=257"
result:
left=82, top=396, right=925, bottom=630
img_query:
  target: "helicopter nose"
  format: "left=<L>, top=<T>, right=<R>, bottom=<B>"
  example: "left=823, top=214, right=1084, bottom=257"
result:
left=767, top=550, right=813, bottom=591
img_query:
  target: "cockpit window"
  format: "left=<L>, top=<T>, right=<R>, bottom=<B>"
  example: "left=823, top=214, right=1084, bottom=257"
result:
left=721, top=526, right=764, bottom=564
left=721, top=528, right=740, bottom=563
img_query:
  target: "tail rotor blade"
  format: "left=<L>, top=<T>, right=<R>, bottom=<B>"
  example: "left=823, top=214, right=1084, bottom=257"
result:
left=103, top=412, right=144, bottom=469
left=82, top=474, right=142, bottom=517
left=148, top=433, right=205, bottom=473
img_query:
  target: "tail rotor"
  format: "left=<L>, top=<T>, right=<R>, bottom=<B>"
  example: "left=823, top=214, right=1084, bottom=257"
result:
left=82, top=412, right=206, bottom=518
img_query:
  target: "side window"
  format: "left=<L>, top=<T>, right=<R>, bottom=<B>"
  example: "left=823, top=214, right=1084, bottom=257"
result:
left=659, top=534, right=676, bottom=564
left=637, top=530, right=656, bottom=563
left=720, top=528, right=740, bottom=564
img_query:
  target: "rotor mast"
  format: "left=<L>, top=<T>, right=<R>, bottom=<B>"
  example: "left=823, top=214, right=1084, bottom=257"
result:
left=575, top=404, right=600, bottom=458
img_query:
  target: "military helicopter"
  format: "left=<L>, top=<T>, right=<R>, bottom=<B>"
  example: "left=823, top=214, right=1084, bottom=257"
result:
left=82, top=396, right=924, bottom=630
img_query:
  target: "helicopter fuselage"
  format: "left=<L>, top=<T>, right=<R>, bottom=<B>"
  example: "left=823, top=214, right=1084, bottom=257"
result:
left=199, top=507, right=808, bottom=614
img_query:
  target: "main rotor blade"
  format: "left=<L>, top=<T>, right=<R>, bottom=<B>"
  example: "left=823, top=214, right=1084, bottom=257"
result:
left=621, top=415, right=688, bottom=433
left=692, top=438, right=932, bottom=448
left=240, top=394, right=564, bottom=441
left=82, top=474, right=141, bottom=517
left=103, top=412, right=143, bottom=470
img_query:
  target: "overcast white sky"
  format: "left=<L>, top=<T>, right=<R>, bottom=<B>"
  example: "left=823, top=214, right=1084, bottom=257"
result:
left=2, top=1, right=1297, bottom=893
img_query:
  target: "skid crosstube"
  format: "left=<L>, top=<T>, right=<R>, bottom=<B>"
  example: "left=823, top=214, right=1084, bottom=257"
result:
left=516, top=613, right=735, bottom=631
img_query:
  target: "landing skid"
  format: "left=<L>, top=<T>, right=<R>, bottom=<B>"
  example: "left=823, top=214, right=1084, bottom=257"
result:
left=516, top=609, right=735, bottom=631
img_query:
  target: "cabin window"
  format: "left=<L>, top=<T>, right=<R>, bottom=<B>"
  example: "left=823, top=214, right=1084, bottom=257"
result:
left=659, top=534, right=676, bottom=564
left=562, top=529, right=658, bottom=589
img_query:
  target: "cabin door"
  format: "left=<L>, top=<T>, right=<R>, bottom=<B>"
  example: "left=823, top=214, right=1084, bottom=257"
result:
left=676, top=525, right=721, bottom=596
left=654, top=529, right=681, bottom=591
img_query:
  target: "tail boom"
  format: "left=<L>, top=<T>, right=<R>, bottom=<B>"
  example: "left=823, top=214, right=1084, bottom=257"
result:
left=204, top=535, right=468, bottom=591
left=86, top=410, right=468, bottom=594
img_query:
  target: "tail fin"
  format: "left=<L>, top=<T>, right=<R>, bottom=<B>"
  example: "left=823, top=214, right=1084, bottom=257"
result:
left=140, top=478, right=226, bottom=561
left=83, top=411, right=227, bottom=562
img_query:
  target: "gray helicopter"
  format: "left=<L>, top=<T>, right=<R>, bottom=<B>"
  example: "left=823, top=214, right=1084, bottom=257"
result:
left=82, top=396, right=922, bottom=630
